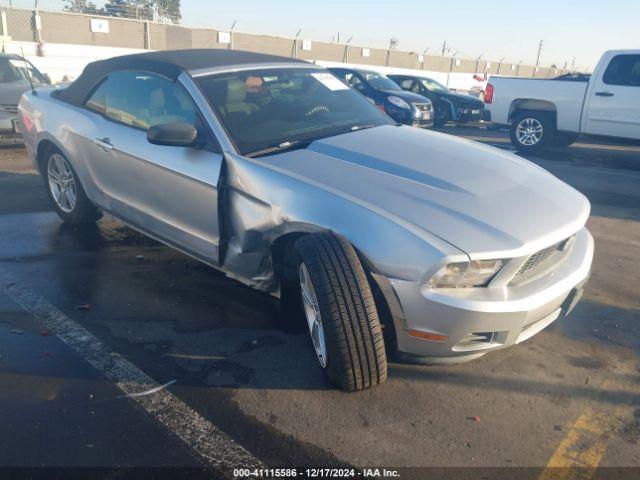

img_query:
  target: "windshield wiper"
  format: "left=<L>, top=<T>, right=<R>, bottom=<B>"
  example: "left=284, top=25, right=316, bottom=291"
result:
left=348, top=123, right=380, bottom=132
left=246, top=139, right=312, bottom=158
left=245, top=124, right=383, bottom=158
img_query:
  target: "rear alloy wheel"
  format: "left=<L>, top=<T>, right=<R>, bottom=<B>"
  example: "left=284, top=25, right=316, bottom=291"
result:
left=44, top=148, right=101, bottom=225
left=510, top=111, right=555, bottom=153
left=295, top=232, right=387, bottom=391
left=48, top=153, right=78, bottom=214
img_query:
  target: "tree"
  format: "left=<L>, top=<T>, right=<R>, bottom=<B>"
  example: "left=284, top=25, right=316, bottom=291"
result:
left=155, top=0, right=181, bottom=23
left=64, top=0, right=101, bottom=15
left=64, top=0, right=181, bottom=24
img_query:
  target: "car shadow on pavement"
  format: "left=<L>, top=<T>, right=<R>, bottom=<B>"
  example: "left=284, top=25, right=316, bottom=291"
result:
left=2, top=212, right=639, bottom=394
left=0, top=171, right=49, bottom=214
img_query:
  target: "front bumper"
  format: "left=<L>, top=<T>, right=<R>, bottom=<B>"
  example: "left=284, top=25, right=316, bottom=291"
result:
left=387, top=227, right=593, bottom=363
left=411, top=119, right=434, bottom=128
left=455, top=107, right=485, bottom=123
left=389, top=105, right=433, bottom=128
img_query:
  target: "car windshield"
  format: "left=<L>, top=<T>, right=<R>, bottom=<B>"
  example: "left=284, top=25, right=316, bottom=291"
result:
left=419, top=78, right=448, bottom=93
left=196, top=67, right=393, bottom=156
left=359, top=70, right=402, bottom=91
left=0, top=57, right=45, bottom=84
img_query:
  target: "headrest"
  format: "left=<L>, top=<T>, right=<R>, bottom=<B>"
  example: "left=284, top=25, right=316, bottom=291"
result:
left=226, top=78, right=247, bottom=104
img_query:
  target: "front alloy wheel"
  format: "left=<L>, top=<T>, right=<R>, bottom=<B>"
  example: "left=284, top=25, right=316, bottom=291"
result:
left=299, top=263, right=328, bottom=368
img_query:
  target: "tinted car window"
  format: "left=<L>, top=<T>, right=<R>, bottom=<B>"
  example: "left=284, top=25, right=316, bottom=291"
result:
left=359, top=71, right=401, bottom=91
left=344, top=73, right=362, bottom=87
left=603, top=55, right=640, bottom=86
left=399, top=79, right=413, bottom=89
left=419, top=78, right=449, bottom=93
left=85, top=71, right=199, bottom=129
left=0, top=57, right=46, bottom=84
left=196, top=68, right=392, bottom=156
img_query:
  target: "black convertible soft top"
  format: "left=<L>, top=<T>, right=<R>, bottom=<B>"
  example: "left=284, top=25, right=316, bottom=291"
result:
left=56, top=49, right=308, bottom=106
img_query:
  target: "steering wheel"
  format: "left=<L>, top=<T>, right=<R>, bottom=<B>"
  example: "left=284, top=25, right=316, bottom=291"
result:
left=305, top=105, right=330, bottom=117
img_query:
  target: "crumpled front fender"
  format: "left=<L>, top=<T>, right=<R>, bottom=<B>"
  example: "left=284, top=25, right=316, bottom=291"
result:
left=219, top=152, right=465, bottom=293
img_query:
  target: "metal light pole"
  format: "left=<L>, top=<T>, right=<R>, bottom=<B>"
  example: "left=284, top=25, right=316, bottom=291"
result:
left=342, top=36, right=353, bottom=63
left=421, top=47, right=429, bottom=70
left=228, top=20, right=237, bottom=50
left=516, top=59, right=523, bottom=77
left=292, top=28, right=302, bottom=58
left=447, top=52, right=458, bottom=87
left=534, top=40, right=544, bottom=77
left=496, top=56, right=505, bottom=75
left=475, top=54, right=483, bottom=73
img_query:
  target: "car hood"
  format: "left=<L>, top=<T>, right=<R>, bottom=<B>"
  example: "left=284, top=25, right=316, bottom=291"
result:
left=442, top=91, right=483, bottom=108
left=380, top=89, right=430, bottom=104
left=266, top=125, right=589, bottom=257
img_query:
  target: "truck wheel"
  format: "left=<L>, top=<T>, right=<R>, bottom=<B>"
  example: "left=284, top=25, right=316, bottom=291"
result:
left=295, top=232, right=387, bottom=391
left=44, top=147, right=101, bottom=225
left=510, top=111, right=555, bottom=153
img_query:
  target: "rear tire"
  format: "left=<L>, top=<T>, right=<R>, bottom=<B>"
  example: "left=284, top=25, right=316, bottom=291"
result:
left=44, top=147, right=101, bottom=225
left=295, top=232, right=387, bottom=391
left=510, top=111, right=555, bottom=153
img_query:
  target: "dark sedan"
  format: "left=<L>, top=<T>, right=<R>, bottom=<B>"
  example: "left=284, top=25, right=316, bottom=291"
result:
left=329, top=67, right=433, bottom=128
left=388, top=74, right=484, bottom=127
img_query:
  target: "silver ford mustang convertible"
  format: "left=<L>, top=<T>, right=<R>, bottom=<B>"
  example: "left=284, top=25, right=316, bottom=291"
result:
left=18, top=50, right=593, bottom=391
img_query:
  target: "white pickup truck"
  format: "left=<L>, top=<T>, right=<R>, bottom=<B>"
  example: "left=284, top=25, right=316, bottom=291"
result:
left=485, top=50, right=640, bottom=152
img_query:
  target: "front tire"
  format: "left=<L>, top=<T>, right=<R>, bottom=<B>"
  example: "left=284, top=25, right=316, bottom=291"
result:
left=295, top=232, right=388, bottom=391
left=44, top=147, right=100, bottom=225
left=510, top=111, right=555, bottom=153
left=433, top=105, right=450, bottom=127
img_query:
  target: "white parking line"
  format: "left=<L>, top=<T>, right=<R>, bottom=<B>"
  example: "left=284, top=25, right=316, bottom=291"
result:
left=3, top=276, right=263, bottom=476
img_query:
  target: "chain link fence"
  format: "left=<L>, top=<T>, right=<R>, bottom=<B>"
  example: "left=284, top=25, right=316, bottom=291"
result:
left=149, top=23, right=193, bottom=50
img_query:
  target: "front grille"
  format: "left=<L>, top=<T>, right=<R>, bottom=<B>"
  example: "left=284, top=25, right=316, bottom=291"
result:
left=510, top=237, right=573, bottom=285
left=414, top=102, right=432, bottom=112
left=2, top=104, right=18, bottom=115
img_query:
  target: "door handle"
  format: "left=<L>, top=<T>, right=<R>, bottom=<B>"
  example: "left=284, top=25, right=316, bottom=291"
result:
left=595, top=91, right=614, bottom=97
left=94, top=137, right=114, bottom=152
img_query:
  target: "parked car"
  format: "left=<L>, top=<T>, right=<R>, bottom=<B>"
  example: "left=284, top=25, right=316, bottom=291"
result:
left=0, top=53, right=49, bottom=142
left=485, top=49, right=640, bottom=152
left=328, top=67, right=433, bottom=127
left=19, top=50, right=593, bottom=391
left=388, top=74, right=485, bottom=127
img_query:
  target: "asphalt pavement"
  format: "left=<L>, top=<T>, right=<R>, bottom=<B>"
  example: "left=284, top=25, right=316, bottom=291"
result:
left=0, top=128, right=639, bottom=479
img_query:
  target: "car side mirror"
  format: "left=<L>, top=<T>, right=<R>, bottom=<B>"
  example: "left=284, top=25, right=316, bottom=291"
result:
left=147, top=122, right=200, bottom=148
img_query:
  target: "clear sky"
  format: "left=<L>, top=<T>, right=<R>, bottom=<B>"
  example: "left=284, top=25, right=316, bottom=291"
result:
left=181, top=0, right=639, bottom=71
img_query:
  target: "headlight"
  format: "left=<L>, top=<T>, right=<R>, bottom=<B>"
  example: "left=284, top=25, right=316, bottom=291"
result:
left=387, top=96, right=411, bottom=110
left=429, top=259, right=505, bottom=288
